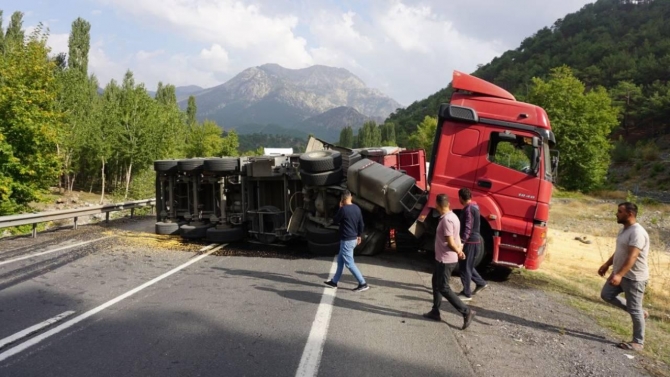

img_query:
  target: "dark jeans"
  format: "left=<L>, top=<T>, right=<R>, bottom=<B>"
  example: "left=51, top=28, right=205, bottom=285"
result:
left=458, top=242, right=487, bottom=297
left=432, top=261, right=470, bottom=316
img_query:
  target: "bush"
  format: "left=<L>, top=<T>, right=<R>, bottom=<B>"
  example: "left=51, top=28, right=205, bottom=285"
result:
left=611, top=137, right=634, bottom=163
left=635, top=140, right=660, bottom=161
left=651, top=162, right=665, bottom=174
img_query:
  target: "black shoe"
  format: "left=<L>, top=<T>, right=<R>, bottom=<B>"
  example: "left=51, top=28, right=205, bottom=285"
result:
left=324, top=280, right=338, bottom=288
left=423, top=311, right=441, bottom=321
left=473, top=284, right=488, bottom=295
left=462, top=310, right=476, bottom=330
left=352, top=283, right=369, bottom=292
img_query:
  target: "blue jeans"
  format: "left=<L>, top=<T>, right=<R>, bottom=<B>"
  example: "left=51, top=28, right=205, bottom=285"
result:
left=332, top=239, right=366, bottom=285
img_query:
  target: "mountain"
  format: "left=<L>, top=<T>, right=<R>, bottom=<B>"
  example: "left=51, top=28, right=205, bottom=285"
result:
left=298, top=106, right=380, bottom=142
left=148, top=85, right=204, bottom=101
left=387, top=0, right=670, bottom=146
left=174, top=85, right=204, bottom=101
left=180, top=64, right=401, bottom=137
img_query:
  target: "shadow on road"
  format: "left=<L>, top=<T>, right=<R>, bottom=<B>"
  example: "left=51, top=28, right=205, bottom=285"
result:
left=395, top=294, right=610, bottom=344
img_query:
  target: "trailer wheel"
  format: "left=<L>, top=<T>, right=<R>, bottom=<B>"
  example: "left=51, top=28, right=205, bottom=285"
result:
left=204, top=157, right=239, bottom=173
left=177, top=159, right=205, bottom=172
left=206, top=226, right=245, bottom=243
left=308, top=240, right=340, bottom=256
left=180, top=223, right=210, bottom=239
left=154, top=160, right=179, bottom=174
left=155, top=222, right=180, bottom=235
left=299, top=150, right=342, bottom=173
left=300, top=168, right=343, bottom=187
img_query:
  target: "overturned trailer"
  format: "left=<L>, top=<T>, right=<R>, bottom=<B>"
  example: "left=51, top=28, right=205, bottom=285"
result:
left=153, top=139, right=425, bottom=257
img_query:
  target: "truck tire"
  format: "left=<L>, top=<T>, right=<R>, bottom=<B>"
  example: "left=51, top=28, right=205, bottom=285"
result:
left=360, top=148, right=386, bottom=157
left=155, top=222, right=180, bottom=235
left=178, top=159, right=205, bottom=172
left=206, top=226, right=245, bottom=243
left=204, top=157, right=239, bottom=172
left=308, top=240, right=340, bottom=256
left=299, top=151, right=342, bottom=173
left=342, top=152, right=362, bottom=175
left=355, top=229, right=386, bottom=256
left=306, top=225, right=340, bottom=244
left=154, top=160, right=178, bottom=173
left=300, top=168, right=343, bottom=187
left=180, top=223, right=210, bottom=239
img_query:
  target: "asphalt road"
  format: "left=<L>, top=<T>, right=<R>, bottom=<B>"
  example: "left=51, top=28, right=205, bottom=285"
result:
left=0, top=218, right=475, bottom=377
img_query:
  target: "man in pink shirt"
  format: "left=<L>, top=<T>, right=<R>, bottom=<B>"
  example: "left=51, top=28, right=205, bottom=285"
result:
left=423, top=194, right=476, bottom=330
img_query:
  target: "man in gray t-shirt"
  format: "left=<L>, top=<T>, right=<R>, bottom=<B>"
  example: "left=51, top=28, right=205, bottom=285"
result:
left=599, top=202, right=650, bottom=351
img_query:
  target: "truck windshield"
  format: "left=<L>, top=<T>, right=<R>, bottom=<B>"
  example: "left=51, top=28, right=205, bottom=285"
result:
left=488, top=132, right=538, bottom=175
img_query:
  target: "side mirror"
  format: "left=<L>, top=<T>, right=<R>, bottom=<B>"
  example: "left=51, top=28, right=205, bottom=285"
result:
left=550, top=149, right=560, bottom=181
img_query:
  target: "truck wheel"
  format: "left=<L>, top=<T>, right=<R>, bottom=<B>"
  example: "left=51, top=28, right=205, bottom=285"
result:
left=180, top=223, right=210, bottom=239
left=300, top=168, right=343, bottom=187
left=342, top=152, right=362, bottom=175
left=154, top=160, right=178, bottom=174
left=299, top=151, right=342, bottom=173
left=360, top=148, right=386, bottom=157
left=355, top=229, right=386, bottom=256
left=306, top=224, right=340, bottom=244
left=155, top=222, right=180, bottom=235
left=178, top=159, right=205, bottom=172
left=204, top=157, right=239, bottom=173
left=308, top=240, right=340, bottom=256
left=206, top=226, right=245, bottom=243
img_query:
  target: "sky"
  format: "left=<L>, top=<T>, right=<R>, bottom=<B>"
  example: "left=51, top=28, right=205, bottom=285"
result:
left=4, top=0, right=594, bottom=105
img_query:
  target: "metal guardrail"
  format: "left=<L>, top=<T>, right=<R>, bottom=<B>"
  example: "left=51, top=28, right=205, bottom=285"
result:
left=0, top=199, right=156, bottom=238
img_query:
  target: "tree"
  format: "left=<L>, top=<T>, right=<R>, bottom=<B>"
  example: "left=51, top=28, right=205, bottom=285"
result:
left=186, top=95, right=197, bottom=126
left=408, top=116, right=437, bottom=158
left=338, top=126, right=354, bottom=148
left=609, top=81, right=642, bottom=135
left=0, top=23, right=62, bottom=215
left=381, top=122, right=396, bottom=145
left=67, top=18, right=91, bottom=75
left=220, top=129, right=239, bottom=156
left=186, top=120, right=224, bottom=158
left=527, top=66, right=619, bottom=191
left=356, top=121, right=381, bottom=148
left=2, top=11, right=25, bottom=53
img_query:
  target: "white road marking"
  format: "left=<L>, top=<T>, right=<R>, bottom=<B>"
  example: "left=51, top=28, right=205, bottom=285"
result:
left=0, top=237, right=113, bottom=267
left=0, top=311, right=76, bottom=350
left=0, top=243, right=225, bottom=363
left=295, top=256, right=339, bottom=377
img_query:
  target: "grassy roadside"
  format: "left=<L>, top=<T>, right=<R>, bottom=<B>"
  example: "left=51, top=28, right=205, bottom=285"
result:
left=518, top=195, right=670, bottom=375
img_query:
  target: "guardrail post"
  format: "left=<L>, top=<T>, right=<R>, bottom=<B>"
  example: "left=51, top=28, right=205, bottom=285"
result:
left=150, top=205, right=155, bottom=215
left=131, top=208, right=135, bottom=218
left=106, top=212, right=110, bottom=224
left=32, top=223, right=37, bottom=238
left=74, top=217, right=78, bottom=230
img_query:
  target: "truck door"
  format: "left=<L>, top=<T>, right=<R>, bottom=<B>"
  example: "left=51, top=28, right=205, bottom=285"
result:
left=431, top=120, right=482, bottom=191
left=475, top=130, right=542, bottom=234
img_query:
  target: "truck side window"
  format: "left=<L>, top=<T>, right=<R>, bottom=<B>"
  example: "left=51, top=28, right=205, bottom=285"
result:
left=488, top=132, right=536, bottom=175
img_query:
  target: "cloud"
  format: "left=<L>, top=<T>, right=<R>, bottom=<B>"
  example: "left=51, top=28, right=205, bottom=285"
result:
left=91, top=10, right=103, bottom=16
left=94, top=0, right=593, bottom=105
left=102, top=0, right=312, bottom=69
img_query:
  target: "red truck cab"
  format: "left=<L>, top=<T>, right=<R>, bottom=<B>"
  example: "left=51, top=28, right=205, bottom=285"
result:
left=418, top=71, right=557, bottom=270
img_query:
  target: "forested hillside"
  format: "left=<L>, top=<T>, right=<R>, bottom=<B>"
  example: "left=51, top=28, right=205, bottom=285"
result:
left=388, top=0, right=670, bottom=147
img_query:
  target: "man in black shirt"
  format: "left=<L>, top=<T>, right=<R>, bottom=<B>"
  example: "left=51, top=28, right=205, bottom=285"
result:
left=457, top=188, right=488, bottom=300
left=324, top=190, right=369, bottom=292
